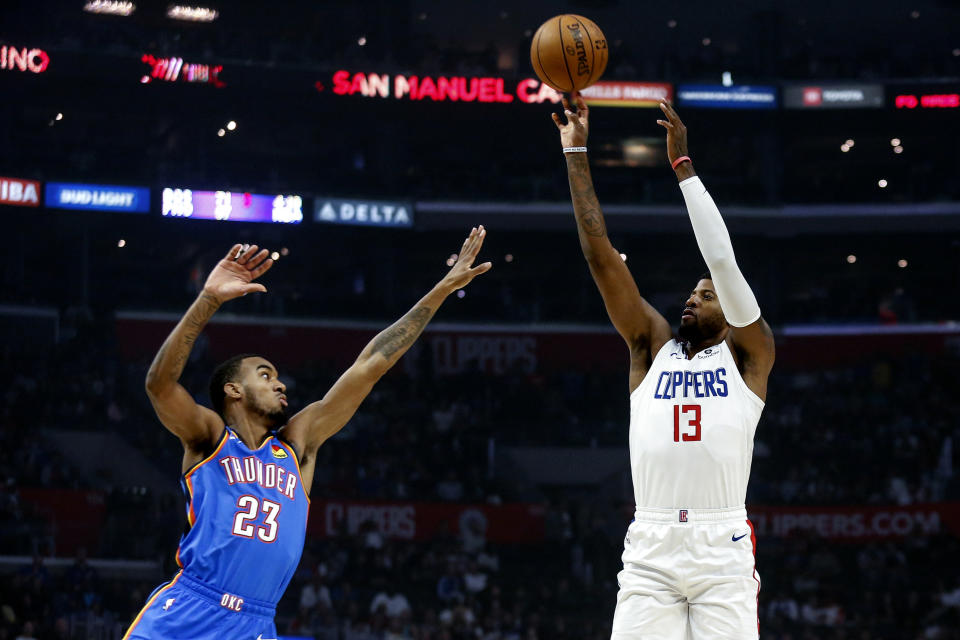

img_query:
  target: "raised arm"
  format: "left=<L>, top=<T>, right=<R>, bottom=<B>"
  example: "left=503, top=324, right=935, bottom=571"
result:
left=145, top=244, right=274, bottom=453
left=657, top=102, right=775, bottom=398
left=282, top=227, right=492, bottom=460
left=553, top=93, right=672, bottom=390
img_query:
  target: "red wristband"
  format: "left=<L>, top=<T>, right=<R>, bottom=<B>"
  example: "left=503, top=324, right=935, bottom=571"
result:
left=671, top=155, right=691, bottom=170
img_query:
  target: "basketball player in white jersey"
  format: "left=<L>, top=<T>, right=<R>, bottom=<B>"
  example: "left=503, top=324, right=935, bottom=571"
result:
left=552, top=94, right=775, bottom=639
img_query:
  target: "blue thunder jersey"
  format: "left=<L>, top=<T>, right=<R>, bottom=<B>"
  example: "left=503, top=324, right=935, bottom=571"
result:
left=175, top=426, right=309, bottom=604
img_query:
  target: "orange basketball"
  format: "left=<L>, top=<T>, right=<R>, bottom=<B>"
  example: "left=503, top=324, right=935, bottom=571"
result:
left=530, top=14, right=608, bottom=93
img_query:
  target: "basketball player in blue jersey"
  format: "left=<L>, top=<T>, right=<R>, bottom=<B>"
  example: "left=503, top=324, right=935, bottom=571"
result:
left=124, top=228, right=492, bottom=639
left=553, top=95, right=775, bottom=639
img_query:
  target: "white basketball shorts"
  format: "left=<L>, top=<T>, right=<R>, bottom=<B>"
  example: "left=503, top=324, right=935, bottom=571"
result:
left=610, top=506, right=760, bottom=640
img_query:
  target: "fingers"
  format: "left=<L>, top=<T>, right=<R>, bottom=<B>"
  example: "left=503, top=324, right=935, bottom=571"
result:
left=551, top=112, right=564, bottom=130
left=656, top=119, right=673, bottom=129
left=459, top=227, right=478, bottom=256
left=462, top=225, right=486, bottom=262
left=575, top=92, right=588, bottom=114
left=452, top=226, right=486, bottom=270
left=241, top=283, right=268, bottom=295
left=659, top=101, right=684, bottom=126
left=244, top=248, right=271, bottom=271
left=236, top=244, right=259, bottom=264
left=249, top=257, right=274, bottom=280
left=565, top=109, right=581, bottom=128
left=470, top=261, right=493, bottom=276
left=225, top=244, right=243, bottom=261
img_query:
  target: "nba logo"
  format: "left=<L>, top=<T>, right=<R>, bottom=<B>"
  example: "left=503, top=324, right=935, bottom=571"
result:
left=679, top=510, right=688, bottom=523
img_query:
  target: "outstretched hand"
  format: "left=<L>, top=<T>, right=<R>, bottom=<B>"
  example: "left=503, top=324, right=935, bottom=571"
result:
left=551, top=91, right=589, bottom=148
left=441, top=226, right=493, bottom=292
left=657, top=101, right=690, bottom=166
left=203, top=244, right=274, bottom=303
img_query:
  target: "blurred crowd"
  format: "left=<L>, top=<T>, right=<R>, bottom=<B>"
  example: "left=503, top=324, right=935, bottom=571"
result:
left=2, top=2, right=959, bottom=638
left=1, top=312, right=959, bottom=637
left=0, top=225, right=953, bottom=332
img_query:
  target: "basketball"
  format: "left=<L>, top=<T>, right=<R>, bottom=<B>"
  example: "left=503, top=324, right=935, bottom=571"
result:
left=530, top=14, right=608, bottom=93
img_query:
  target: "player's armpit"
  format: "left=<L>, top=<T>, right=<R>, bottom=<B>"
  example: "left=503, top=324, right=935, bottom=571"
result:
left=728, top=317, right=775, bottom=400
left=146, top=382, right=224, bottom=449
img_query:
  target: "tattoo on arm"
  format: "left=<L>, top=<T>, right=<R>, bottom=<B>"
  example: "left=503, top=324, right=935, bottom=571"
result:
left=372, top=306, right=434, bottom=359
left=148, top=292, right=221, bottom=384
left=567, top=154, right=607, bottom=238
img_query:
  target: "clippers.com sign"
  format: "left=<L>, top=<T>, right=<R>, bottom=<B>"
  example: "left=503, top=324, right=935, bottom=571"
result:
left=329, top=70, right=563, bottom=104
left=0, top=177, right=41, bottom=207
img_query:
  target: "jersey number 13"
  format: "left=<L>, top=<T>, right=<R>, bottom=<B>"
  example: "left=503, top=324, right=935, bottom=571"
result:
left=673, top=404, right=702, bottom=442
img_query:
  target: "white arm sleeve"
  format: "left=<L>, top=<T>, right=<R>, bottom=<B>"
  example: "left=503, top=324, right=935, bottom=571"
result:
left=679, top=176, right=761, bottom=328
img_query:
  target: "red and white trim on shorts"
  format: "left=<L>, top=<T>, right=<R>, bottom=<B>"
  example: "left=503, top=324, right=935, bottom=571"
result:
left=747, top=519, right=760, bottom=633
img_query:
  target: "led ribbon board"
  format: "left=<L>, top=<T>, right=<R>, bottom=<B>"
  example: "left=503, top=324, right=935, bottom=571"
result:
left=314, top=198, right=413, bottom=228
left=162, top=189, right=303, bottom=223
left=46, top=183, right=150, bottom=212
left=676, top=84, right=778, bottom=109
left=0, top=176, right=41, bottom=207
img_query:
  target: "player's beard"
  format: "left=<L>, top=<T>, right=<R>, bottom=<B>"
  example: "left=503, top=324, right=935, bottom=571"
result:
left=250, top=396, right=288, bottom=429
left=678, top=314, right=726, bottom=344
left=677, top=320, right=704, bottom=343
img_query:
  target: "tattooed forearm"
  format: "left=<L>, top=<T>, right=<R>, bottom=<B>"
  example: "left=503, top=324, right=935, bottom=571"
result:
left=566, top=153, right=607, bottom=239
left=147, top=292, right=221, bottom=387
left=371, top=306, right=434, bottom=359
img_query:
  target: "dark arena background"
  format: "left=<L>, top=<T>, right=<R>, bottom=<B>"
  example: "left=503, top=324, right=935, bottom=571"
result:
left=2, top=0, right=960, bottom=638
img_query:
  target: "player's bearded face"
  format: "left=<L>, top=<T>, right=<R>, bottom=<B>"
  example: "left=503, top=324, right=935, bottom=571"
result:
left=248, top=390, right=288, bottom=427
left=679, top=280, right=728, bottom=342
left=678, top=309, right=726, bottom=342
left=250, top=396, right=287, bottom=428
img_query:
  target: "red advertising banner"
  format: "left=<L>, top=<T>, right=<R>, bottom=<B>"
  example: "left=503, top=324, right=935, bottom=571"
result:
left=0, top=176, right=41, bottom=207
left=18, top=488, right=106, bottom=554
left=1, top=45, right=50, bottom=74
left=329, top=70, right=562, bottom=105
left=116, top=315, right=960, bottom=376
left=581, top=81, right=673, bottom=107
left=895, top=93, right=960, bottom=109
left=307, top=500, right=546, bottom=543
left=114, top=315, right=626, bottom=374
left=748, top=503, right=960, bottom=541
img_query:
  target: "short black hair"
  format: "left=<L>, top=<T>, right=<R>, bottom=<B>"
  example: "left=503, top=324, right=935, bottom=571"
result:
left=698, top=271, right=713, bottom=282
left=209, top=353, right=262, bottom=417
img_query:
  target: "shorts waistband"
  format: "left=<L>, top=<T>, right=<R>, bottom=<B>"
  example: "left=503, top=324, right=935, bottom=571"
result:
left=176, top=571, right=276, bottom=618
left=632, top=505, right=748, bottom=524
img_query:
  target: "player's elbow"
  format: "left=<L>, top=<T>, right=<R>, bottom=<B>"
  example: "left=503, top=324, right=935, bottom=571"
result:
left=144, top=372, right=168, bottom=398
left=357, top=353, right=390, bottom=381
left=703, top=253, right=737, bottom=275
left=144, top=374, right=158, bottom=396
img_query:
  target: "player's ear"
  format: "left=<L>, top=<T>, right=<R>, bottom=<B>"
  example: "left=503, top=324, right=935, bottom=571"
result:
left=224, top=381, right=243, bottom=400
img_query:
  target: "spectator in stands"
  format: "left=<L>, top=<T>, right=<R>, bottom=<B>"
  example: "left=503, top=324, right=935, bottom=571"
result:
left=369, top=575, right=411, bottom=620
left=436, top=560, right=464, bottom=604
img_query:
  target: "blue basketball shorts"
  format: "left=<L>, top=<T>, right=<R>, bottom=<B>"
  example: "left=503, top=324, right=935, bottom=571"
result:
left=123, top=571, right=278, bottom=640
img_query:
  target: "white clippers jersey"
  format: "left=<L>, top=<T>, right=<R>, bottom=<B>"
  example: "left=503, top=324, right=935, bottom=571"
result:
left=629, top=339, right=764, bottom=510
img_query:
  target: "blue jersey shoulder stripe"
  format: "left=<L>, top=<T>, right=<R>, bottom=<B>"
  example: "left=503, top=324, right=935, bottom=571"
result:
left=273, top=436, right=310, bottom=503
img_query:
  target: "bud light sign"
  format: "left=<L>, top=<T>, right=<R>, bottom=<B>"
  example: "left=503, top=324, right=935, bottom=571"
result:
left=45, top=183, right=150, bottom=212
